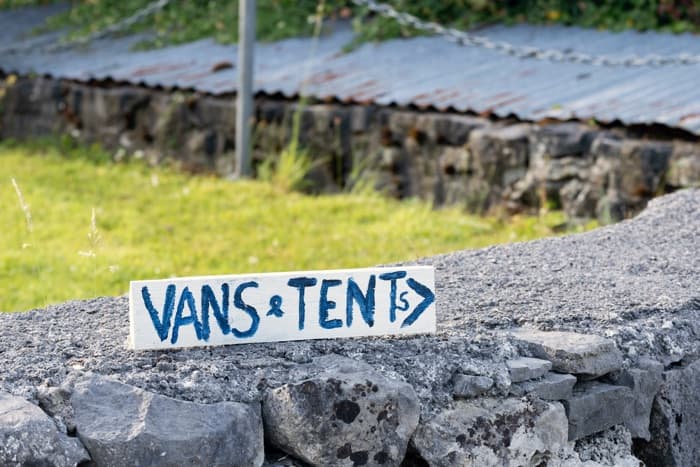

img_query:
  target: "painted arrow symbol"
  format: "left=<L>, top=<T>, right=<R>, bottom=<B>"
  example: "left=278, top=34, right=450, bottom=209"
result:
left=401, top=278, right=435, bottom=328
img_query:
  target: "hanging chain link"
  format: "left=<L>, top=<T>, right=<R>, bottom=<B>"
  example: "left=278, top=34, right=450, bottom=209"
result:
left=49, top=0, right=172, bottom=51
left=351, top=0, right=700, bottom=66
left=0, top=0, right=171, bottom=55
left=3, top=0, right=699, bottom=67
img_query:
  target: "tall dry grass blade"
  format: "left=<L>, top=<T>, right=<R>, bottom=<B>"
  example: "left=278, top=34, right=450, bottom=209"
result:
left=79, top=207, right=101, bottom=257
left=88, top=207, right=101, bottom=250
left=11, top=177, right=33, bottom=234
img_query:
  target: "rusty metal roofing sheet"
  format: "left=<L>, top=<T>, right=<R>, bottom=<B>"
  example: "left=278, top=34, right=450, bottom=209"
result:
left=2, top=5, right=700, bottom=134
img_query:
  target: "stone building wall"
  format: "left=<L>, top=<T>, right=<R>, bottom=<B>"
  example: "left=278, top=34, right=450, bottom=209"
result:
left=1, top=75, right=699, bottom=221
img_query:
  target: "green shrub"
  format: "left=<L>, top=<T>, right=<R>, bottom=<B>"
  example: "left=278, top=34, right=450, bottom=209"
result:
left=10, top=0, right=700, bottom=49
left=258, top=141, right=316, bottom=193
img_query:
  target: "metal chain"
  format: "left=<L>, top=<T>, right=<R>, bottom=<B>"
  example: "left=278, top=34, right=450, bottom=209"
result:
left=3, top=0, right=698, bottom=67
left=351, top=0, right=700, bottom=66
left=0, top=0, right=171, bottom=55
left=49, top=0, right=171, bottom=51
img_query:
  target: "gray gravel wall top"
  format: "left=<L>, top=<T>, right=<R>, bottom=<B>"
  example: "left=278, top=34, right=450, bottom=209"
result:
left=423, top=188, right=699, bottom=351
left=1, top=189, right=698, bottom=415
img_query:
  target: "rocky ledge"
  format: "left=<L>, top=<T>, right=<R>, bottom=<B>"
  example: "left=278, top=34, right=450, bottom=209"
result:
left=1, top=189, right=698, bottom=466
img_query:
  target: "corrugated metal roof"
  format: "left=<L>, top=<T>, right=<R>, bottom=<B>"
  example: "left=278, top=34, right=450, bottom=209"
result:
left=2, top=5, right=700, bottom=134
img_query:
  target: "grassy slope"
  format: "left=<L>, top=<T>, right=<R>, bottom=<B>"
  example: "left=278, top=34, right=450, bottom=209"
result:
left=0, top=143, right=592, bottom=312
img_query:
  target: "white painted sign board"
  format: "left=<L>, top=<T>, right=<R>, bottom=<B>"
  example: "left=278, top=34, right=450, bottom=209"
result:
left=128, top=266, right=436, bottom=350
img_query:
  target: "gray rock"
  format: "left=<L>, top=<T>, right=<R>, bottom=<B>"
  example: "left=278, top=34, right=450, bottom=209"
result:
left=71, top=375, right=264, bottom=467
left=379, top=146, right=403, bottom=170
left=560, top=178, right=597, bottom=219
left=36, top=371, right=84, bottom=435
left=512, top=123, right=596, bottom=214
left=262, top=458, right=306, bottom=467
left=452, top=374, right=494, bottom=398
left=263, top=447, right=307, bottom=467
left=262, top=356, right=419, bottom=467
left=587, top=132, right=625, bottom=160
left=530, top=123, right=597, bottom=159
left=634, top=359, right=700, bottom=467
left=541, top=157, right=592, bottom=185
left=605, top=358, right=663, bottom=440
left=468, top=124, right=531, bottom=184
left=588, top=135, right=652, bottom=221
left=563, top=381, right=632, bottom=440
left=387, top=111, right=490, bottom=146
left=0, top=391, right=89, bottom=467
left=413, top=398, right=572, bottom=467
left=469, top=123, right=531, bottom=156
left=575, top=425, right=643, bottom=467
left=387, top=110, right=418, bottom=139
left=421, top=113, right=489, bottom=146
left=350, top=105, right=374, bottom=133
left=588, top=135, right=673, bottom=220
left=511, top=329, right=623, bottom=378
left=595, top=188, right=628, bottom=223
left=667, top=142, right=700, bottom=188
left=504, top=170, right=539, bottom=209
left=617, top=139, right=673, bottom=201
left=517, top=372, right=577, bottom=401
left=507, top=357, right=553, bottom=382
left=439, top=146, right=471, bottom=175
left=441, top=175, right=493, bottom=212
left=198, top=95, right=237, bottom=127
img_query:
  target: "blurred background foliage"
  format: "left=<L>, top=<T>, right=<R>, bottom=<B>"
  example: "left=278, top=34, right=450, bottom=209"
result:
left=1, top=0, right=699, bottom=48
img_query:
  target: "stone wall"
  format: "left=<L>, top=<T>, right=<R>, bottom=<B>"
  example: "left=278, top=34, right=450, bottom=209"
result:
left=0, top=350, right=649, bottom=466
left=1, top=75, right=699, bottom=222
left=2, top=322, right=696, bottom=466
left=1, top=190, right=699, bottom=466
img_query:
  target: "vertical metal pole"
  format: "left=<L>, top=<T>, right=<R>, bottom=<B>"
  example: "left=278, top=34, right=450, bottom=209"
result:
left=235, top=0, right=255, bottom=177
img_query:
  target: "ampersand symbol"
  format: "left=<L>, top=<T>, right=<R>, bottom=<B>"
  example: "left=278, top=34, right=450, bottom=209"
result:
left=266, top=295, right=284, bottom=317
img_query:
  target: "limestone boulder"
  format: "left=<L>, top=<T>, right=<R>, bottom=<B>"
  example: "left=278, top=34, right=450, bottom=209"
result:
left=560, top=179, right=598, bottom=219
left=605, top=358, right=663, bottom=440
left=514, top=372, right=577, bottom=401
left=412, top=397, right=571, bottom=467
left=507, top=357, right=552, bottom=383
left=262, top=356, right=420, bottom=467
left=511, top=329, right=623, bottom=378
left=0, top=391, right=89, bottom=467
left=666, top=142, right=700, bottom=188
left=634, top=359, right=700, bottom=466
left=529, top=123, right=597, bottom=159
left=617, top=140, right=673, bottom=201
left=563, top=381, right=632, bottom=441
left=36, top=370, right=85, bottom=435
left=452, top=374, right=494, bottom=399
left=468, top=124, right=531, bottom=185
left=71, top=374, right=264, bottom=466
left=421, top=113, right=489, bottom=146
left=575, top=425, right=643, bottom=467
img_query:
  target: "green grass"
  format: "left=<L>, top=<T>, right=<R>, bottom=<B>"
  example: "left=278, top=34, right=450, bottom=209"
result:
left=0, top=141, right=595, bottom=312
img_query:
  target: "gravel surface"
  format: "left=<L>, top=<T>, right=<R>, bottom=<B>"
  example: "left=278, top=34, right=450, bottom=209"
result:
left=425, top=189, right=700, bottom=362
left=1, top=189, right=698, bottom=415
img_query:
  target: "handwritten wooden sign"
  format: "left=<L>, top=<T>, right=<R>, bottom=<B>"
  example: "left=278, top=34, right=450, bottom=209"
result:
left=128, top=266, right=436, bottom=350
